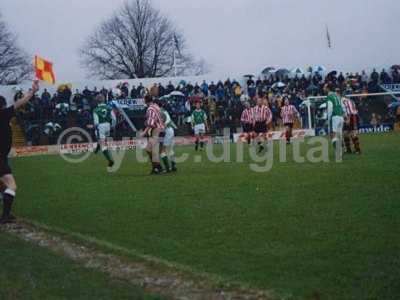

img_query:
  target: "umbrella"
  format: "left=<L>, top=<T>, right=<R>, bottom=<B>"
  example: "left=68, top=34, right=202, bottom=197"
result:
left=391, top=65, right=400, bottom=70
left=243, top=74, right=255, bottom=78
left=388, top=101, right=400, bottom=109
left=261, top=67, right=276, bottom=75
left=169, top=91, right=185, bottom=97
left=272, top=82, right=286, bottom=89
left=291, top=68, right=304, bottom=77
left=314, top=66, right=326, bottom=74
left=275, top=68, right=290, bottom=78
left=327, top=70, right=338, bottom=77
left=306, top=84, right=319, bottom=92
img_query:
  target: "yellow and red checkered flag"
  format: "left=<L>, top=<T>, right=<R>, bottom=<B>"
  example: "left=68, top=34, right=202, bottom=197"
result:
left=34, top=55, right=56, bottom=84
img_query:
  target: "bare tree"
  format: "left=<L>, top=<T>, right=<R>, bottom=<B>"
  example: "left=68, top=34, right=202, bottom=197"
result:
left=0, top=14, right=32, bottom=85
left=80, top=0, right=204, bottom=79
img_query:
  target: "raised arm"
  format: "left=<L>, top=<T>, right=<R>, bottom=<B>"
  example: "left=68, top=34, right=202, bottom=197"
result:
left=14, top=81, right=39, bottom=110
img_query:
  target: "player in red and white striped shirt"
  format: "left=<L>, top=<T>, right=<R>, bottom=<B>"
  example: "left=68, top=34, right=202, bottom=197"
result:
left=280, top=98, right=299, bottom=144
left=141, top=95, right=166, bottom=174
left=342, top=95, right=361, bottom=154
left=240, top=102, right=254, bottom=144
left=253, top=97, right=272, bottom=152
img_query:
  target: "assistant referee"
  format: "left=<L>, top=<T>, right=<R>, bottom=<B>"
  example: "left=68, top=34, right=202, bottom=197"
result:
left=0, top=80, right=39, bottom=224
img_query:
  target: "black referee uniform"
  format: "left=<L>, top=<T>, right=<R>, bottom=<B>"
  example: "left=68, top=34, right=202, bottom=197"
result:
left=0, top=104, right=17, bottom=223
left=0, top=105, right=14, bottom=177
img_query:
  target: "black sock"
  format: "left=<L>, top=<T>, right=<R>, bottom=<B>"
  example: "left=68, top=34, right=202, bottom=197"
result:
left=195, top=140, right=199, bottom=151
left=2, top=190, right=15, bottom=218
left=102, top=150, right=113, bottom=164
left=200, top=141, right=204, bottom=149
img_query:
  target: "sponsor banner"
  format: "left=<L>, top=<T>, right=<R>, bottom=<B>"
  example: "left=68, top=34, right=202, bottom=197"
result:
left=358, top=124, right=393, bottom=134
left=59, top=142, right=96, bottom=154
left=9, top=145, right=58, bottom=157
left=233, top=129, right=315, bottom=143
left=112, top=99, right=146, bottom=110
left=315, top=124, right=394, bottom=136
left=175, top=136, right=212, bottom=146
left=10, top=136, right=213, bottom=157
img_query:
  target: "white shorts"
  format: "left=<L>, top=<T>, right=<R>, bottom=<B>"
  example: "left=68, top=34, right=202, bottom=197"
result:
left=164, top=127, right=175, bottom=147
left=194, top=123, right=206, bottom=135
left=331, top=116, right=344, bottom=134
left=97, top=123, right=111, bottom=139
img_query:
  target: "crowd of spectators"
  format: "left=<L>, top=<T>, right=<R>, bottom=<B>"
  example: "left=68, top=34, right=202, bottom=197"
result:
left=13, top=67, right=400, bottom=145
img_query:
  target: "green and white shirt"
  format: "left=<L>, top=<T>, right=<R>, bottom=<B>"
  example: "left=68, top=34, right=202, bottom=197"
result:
left=161, top=108, right=177, bottom=130
left=191, top=109, right=207, bottom=126
left=93, top=103, right=116, bottom=126
left=326, top=92, right=344, bottom=118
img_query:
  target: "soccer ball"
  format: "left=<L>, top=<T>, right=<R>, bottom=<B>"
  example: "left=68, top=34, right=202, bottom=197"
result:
left=112, top=88, right=122, bottom=98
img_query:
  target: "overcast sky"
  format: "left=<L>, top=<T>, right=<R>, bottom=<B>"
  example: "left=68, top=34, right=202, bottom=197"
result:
left=1, top=0, right=399, bottom=81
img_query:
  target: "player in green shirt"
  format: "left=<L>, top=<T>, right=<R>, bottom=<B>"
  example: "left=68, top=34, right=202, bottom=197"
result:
left=324, top=85, right=345, bottom=152
left=160, top=103, right=178, bottom=172
left=92, top=94, right=116, bottom=168
left=191, top=101, right=208, bottom=151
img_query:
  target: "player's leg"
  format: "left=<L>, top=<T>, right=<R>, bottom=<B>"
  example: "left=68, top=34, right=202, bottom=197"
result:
left=98, top=123, right=114, bottom=167
left=243, top=124, right=251, bottom=145
left=194, top=125, right=200, bottom=151
left=332, top=117, right=344, bottom=156
left=350, top=116, right=361, bottom=154
left=343, top=130, right=352, bottom=153
left=164, top=128, right=176, bottom=171
left=331, top=117, right=339, bottom=149
left=159, top=131, right=170, bottom=172
left=0, top=173, right=17, bottom=224
left=149, top=129, right=163, bottom=174
left=284, top=124, right=292, bottom=144
left=257, top=123, right=267, bottom=153
left=343, top=119, right=353, bottom=153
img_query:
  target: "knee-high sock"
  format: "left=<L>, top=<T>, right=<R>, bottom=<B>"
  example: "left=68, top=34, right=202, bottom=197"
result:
left=102, top=150, right=113, bottom=163
left=2, top=189, right=15, bottom=217
left=352, top=135, right=361, bottom=152
left=195, top=138, right=199, bottom=151
left=285, top=130, right=290, bottom=142
left=168, top=149, right=176, bottom=168
left=161, top=153, right=170, bottom=171
left=344, top=135, right=352, bottom=152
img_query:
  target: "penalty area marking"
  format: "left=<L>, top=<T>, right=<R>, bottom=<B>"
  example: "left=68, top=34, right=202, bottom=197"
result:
left=1, top=219, right=277, bottom=300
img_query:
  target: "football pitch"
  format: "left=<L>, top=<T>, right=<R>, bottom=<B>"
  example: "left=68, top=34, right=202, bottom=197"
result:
left=6, top=133, right=400, bottom=299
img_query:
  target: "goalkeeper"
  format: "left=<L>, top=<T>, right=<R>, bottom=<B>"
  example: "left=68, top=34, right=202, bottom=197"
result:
left=92, top=94, right=116, bottom=168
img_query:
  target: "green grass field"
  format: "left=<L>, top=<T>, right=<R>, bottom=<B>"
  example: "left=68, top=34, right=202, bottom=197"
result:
left=6, top=133, right=400, bottom=299
left=0, top=233, right=160, bottom=300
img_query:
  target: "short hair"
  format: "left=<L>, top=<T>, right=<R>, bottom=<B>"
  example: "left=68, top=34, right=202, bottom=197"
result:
left=0, top=95, right=6, bottom=109
left=144, top=95, right=153, bottom=104
left=96, top=94, right=105, bottom=102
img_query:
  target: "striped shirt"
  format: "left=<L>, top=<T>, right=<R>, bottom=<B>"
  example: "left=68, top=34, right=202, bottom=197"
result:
left=146, top=104, right=165, bottom=130
left=281, top=104, right=299, bottom=124
left=253, top=105, right=272, bottom=124
left=240, top=108, right=254, bottom=124
left=342, top=98, right=358, bottom=116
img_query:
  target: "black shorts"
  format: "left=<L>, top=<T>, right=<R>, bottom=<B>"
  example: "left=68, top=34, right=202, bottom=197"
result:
left=344, top=115, right=358, bottom=131
left=0, top=155, right=12, bottom=177
left=284, top=123, right=293, bottom=129
left=254, top=122, right=267, bottom=134
left=159, top=131, right=166, bottom=146
left=242, top=124, right=253, bottom=133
